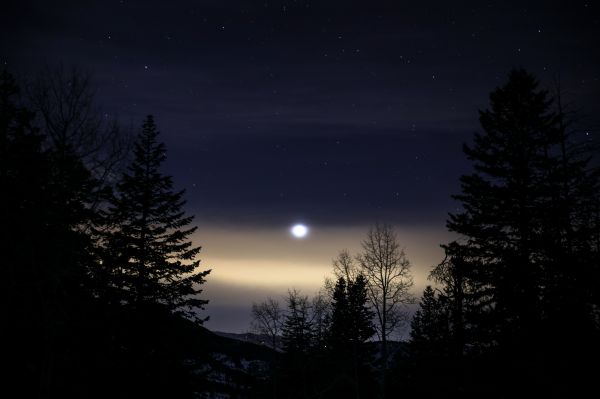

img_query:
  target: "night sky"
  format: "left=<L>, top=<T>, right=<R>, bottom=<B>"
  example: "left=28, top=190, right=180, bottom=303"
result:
left=3, top=0, right=599, bottom=333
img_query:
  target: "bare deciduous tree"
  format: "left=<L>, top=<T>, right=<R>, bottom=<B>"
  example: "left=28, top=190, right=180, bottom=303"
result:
left=26, top=65, right=130, bottom=188
left=326, top=249, right=359, bottom=298
left=332, top=249, right=358, bottom=282
left=25, top=66, right=132, bottom=240
left=251, top=297, right=283, bottom=350
left=356, top=223, right=414, bottom=368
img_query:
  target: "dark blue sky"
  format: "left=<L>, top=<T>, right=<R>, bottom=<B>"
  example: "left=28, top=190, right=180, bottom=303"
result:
left=4, top=0, right=599, bottom=228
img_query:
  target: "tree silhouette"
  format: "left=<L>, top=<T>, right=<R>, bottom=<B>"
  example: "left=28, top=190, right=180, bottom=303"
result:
left=439, top=68, right=600, bottom=395
left=326, top=275, right=376, bottom=398
left=409, top=286, right=450, bottom=358
left=100, top=115, right=210, bottom=320
left=310, top=291, right=331, bottom=349
left=447, top=69, right=555, bottom=347
left=281, top=289, right=313, bottom=354
left=1, top=69, right=109, bottom=397
left=3, top=70, right=215, bottom=398
left=428, top=241, right=480, bottom=359
left=357, top=223, right=414, bottom=371
left=332, top=249, right=358, bottom=282
left=278, top=290, right=315, bottom=398
left=26, top=65, right=128, bottom=181
left=328, top=225, right=413, bottom=398
left=2, top=69, right=50, bottom=396
left=251, top=297, right=283, bottom=350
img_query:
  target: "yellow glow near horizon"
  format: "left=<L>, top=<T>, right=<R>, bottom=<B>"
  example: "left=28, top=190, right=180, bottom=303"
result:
left=195, top=224, right=451, bottom=301
left=193, top=224, right=454, bottom=332
left=207, top=258, right=330, bottom=289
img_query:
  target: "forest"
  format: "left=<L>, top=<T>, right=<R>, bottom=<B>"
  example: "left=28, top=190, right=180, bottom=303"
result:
left=2, top=66, right=599, bottom=398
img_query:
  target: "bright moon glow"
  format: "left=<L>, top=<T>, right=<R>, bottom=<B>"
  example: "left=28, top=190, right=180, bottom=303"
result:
left=291, top=224, right=308, bottom=238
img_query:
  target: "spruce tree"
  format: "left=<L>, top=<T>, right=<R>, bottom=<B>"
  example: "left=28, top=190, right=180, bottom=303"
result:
left=329, top=276, right=375, bottom=351
left=347, top=275, right=376, bottom=345
left=326, top=275, right=375, bottom=399
left=281, top=290, right=313, bottom=354
left=447, top=69, right=562, bottom=347
left=278, top=290, right=314, bottom=398
left=328, top=277, right=350, bottom=348
left=441, top=69, right=600, bottom=394
left=102, top=115, right=210, bottom=320
left=409, top=286, right=450, bottom=358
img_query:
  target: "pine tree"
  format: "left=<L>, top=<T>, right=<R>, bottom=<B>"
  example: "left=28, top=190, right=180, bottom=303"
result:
left=278, top=290, right=314, bottom=398
left=442, top=69, right=600, bottom=394
left=347, top=275, right=376, bottom=345
left=328, top=277, right=350, bottom=348
left=429, top=241, right=484, bottom=358
left=537, top=88, right=600, bottom=340
left=409, top=286, right=450, bottom=358
left=328, top=275, right=375, bottom=351
left=102, top=115, right=210, bottom=320
left=281, top=290, right=313, bottom=354
left=447, top=69, right=563, bottom=347
left=326, top=275, right=375, bottom=398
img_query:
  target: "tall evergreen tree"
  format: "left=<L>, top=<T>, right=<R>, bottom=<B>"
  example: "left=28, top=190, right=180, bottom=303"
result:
left=440, top=68, right=600, bottom=394
left=537, top=88, right=600, bottom=339
left=101, top=115, right=210, bottom=320
left=326, top=275, right=376, bottom=398
left=447, top=69, right=562, bottom=347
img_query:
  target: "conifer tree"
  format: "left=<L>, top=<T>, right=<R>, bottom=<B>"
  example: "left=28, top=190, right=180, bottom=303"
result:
left=2, top=69, right=106, bottom=396
left=446, top=69, right=563, bottom=347
left=347, top=275, right=377, bottom=345
left=328, top=278, right=350, bottom=347
left=310, top=292, right=331, bottom=349
left=278, top=290, right=314, bottom=398
left=1, top=70, right=51, bottom=394
left=409, top=286, right=450, bottom=358
left=102, top=115, right=210, bottom=320
left=281, top=290, right=313, bottom=353
left=441, top=69, right=600, bottom=394
left=327, top=275, right=376, bottom=398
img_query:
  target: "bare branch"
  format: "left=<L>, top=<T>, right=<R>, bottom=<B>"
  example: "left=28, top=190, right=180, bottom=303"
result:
left=250, top=297, right=283, bottom=350
left=356, top=223, right=415, bottom=366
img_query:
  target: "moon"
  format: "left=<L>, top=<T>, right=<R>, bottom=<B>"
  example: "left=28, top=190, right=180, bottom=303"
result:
left=291, top=224, right=308, bottom=238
